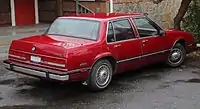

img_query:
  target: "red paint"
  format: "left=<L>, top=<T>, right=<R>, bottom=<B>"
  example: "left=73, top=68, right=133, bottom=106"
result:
left=6, top=13, right=196, bottom=82
left=15, top=0, right=35, bottom=26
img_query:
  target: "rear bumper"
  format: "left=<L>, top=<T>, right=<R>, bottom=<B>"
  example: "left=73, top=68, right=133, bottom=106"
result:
left=3, top=60, right=89, bottom=81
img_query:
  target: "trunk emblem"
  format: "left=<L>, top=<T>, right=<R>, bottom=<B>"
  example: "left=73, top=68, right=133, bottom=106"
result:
left=32, top=46, right=36, bottom=52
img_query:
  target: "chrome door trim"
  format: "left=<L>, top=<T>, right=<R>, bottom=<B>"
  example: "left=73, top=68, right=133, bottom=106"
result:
left=117, top=49, right=170, bottom=64
left=106, top=18, right=138, bottom=45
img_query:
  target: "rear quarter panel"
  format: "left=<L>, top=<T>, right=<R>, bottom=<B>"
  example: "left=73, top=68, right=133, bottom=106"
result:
left=66, top=21, right=111, bottom=71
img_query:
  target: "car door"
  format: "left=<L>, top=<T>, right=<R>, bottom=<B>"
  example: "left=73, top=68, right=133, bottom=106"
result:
left=107, top=18, right=143, bottom=73
left=132, top=17, right=169, bottom=63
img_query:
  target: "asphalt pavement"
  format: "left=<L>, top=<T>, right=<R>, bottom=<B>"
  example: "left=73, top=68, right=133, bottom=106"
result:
left=0, top=24, right=200, bottom=109
left=0, top=24, right=49, bottom=60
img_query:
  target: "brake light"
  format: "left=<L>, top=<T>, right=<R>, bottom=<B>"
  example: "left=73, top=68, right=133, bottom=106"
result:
left=42, top=57, right=66, bottom=67
left=9, top=50, right=26, bottom=60
left=43, top=61, right=65, bottom=67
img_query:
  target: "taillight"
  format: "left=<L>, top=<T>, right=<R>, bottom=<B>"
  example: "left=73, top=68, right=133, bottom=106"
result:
left=43, top=61, right=65, bottom=67
left=42, top=57, right=66, bottom=67
left=9, top=50, right=26, bottom=60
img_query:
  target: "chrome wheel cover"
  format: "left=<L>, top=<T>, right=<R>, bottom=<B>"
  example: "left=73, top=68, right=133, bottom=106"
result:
left=168, top=48, right=183, bottom=65
left=95, top=64, right=110, bottom=87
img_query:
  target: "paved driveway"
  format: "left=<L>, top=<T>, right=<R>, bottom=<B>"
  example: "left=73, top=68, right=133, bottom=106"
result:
left=0, top=25, right=200, bottom=109
left=0, top=24, right=49, bottom=60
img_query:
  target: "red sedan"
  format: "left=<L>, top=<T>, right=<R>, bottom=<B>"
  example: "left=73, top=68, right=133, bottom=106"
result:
left=3, top=13, right=196, bottom=91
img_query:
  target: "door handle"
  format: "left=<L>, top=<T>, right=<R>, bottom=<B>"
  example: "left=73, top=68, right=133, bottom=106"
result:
left=114, top=44, right=122, bottom=48
left=142, top=40, right=148, bottom=43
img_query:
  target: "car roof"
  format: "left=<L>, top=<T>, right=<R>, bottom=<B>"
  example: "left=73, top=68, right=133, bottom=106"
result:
left=59, top=13, right=144, bottom=21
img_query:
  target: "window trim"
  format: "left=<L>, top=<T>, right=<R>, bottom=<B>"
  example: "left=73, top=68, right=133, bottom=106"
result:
left=46, top=18, right=101, bottom=41
left=132, top=16, right=163, bottom=39
left=106, top=22, right=116, bottom=43
left=106, top=18, right=137, bottom=44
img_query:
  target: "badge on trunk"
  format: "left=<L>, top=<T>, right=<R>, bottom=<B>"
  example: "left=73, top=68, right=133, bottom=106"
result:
left=32, top=46, right=36, bottom=52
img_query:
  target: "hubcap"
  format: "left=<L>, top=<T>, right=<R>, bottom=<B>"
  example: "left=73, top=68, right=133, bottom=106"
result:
left=168, top=48, right=183, bottom=64
left=171, top=51, right=181, bottom=60
left=96, top=65, right=110, bottom=86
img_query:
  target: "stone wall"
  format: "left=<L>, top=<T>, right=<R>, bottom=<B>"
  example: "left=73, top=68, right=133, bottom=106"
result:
left=113, top=0, right=182, bottom=29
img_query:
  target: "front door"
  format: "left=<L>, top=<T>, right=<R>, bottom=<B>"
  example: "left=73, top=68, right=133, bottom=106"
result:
left=107, top=18, right=143, bottom=73
left=132, top=17, right=169, bottom=63
left=15, top=0, right=35, bottom=26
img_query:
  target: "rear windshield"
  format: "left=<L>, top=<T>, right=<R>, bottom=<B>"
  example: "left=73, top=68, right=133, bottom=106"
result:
left=46, top=18, right=100, bottom=40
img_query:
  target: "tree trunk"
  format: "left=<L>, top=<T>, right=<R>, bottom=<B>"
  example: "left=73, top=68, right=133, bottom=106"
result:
left=174, top=0, right=192, bottom=30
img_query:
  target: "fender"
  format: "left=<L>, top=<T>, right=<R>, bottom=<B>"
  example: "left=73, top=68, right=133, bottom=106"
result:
left=94, top=52, right=114, bottom=62
left=86, top=52, right=115, bottom=75
left=84, top=52, right=116, bottom=84
left=171, top=37, right=185, bottom=48
left=88, top=52, right=116, bottom=70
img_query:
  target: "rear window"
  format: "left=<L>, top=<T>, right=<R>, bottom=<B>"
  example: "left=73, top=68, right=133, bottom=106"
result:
left=46, top=18, right=100, bottom=40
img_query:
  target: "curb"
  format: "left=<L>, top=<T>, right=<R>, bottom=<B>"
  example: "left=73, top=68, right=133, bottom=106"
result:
left=0, top=42, right=10, bottom=47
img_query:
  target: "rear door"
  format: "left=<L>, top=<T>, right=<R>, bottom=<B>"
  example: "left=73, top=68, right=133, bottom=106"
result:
left=132, top=17, right=169, bottom=63
left=107, top=18, right=143, bottom=73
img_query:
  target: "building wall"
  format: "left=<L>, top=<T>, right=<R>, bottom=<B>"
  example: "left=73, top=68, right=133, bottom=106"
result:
left=39, top=0, right=107, bottom=22
left=0, top=0, right=11, bottom=25
left=39, top=0, right=57, bottom=22
left=113, top=0, right=182, bottom=29
left=78, top=1, right=107, bottom=13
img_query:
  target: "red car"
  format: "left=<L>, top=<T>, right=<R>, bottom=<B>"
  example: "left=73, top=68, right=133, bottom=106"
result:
left=3, top=13, right=196, bottom=91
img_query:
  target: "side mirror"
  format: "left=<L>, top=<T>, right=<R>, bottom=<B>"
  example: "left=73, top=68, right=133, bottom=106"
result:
left=159, top=30, right=166, bottom=36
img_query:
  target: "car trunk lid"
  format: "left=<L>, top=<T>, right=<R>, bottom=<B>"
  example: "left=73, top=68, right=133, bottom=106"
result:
left=10, top=34, right=95, bottom=58
left=9, top=34, right=95, bottom=69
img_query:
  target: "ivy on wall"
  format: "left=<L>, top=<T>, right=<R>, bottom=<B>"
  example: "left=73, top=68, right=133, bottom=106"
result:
left=182, top=0, right=200, bottom=42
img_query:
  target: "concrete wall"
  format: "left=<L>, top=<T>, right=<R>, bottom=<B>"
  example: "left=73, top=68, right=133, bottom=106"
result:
left=113, top=0, right=182, bottom=29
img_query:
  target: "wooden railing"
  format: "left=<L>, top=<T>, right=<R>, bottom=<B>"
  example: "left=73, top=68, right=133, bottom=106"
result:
left=78, top=3, right=95, bottom=14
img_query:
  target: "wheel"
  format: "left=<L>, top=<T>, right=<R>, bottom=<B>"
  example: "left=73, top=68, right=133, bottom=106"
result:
left=166, top=43, right=186, bottom=67
left=88, top=60, right=113, bottom=91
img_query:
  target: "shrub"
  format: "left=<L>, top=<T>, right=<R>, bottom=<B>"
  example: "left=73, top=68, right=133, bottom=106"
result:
left=182, top=0, right=200, bottom=43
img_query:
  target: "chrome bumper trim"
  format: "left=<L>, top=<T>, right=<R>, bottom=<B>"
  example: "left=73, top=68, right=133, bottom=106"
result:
left=3, top=62, right=69, bottom=81
left=49, top=74, right=69, bottom=81
left=14, top=65, right=46, bottom=77
left=4, top=62, right=10, bottom=69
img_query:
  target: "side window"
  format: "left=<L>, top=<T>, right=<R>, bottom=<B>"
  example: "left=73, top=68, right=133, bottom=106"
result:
left=112, top=19, right=136, bottom=41
left=107, top=23, right=115, bottom=43
left=132, top=17, right=159, bottom=37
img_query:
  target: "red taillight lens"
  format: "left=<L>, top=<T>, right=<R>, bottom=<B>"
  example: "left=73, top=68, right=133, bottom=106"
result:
left=9, top=50, right=26, bottom=60
left=42, top=57, right=66, bottom=67
left=42, top=57, right=65, bottom=64
left=10, top=50, right=26, bottom=57
left=9, top=50, right=13, bottom=54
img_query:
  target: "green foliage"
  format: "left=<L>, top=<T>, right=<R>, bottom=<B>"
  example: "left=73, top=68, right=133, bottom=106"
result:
left=182, top=0, right=200, bottom=43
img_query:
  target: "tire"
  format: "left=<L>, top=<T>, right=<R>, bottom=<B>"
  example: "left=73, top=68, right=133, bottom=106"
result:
left=88, top=60, right=113, bottom=91
left=166, top=43, right=186, bottom=67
